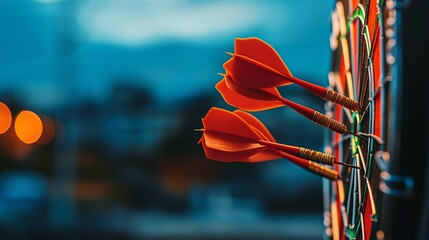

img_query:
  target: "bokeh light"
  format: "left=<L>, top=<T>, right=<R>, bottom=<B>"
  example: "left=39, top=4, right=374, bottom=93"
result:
left=14, top=110, right=43, bottom=144
left=0, top=102, right=12, bottom=134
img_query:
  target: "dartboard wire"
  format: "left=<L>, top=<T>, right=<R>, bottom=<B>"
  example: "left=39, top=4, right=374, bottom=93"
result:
left=360, top=0, right=384, bottom=109
left=350, top=69, right=372, bottom=238
left=357, top=143, right=367, bottom=238
left=360, top=213, right=366, bottom=240
left=350, top=21, right=382, bottom=238
left=358, top=0, right=385, bottom=225
left=358, top=144, right=377, bottom=217
left=358, top=26, right=372, bottom=109
left=359, top=0, right=383, bottom=116
left=356, top=153, right=364, bottom=238
left=372, top=75, right=390, bottom=102
left=329, top=3, right=359, bottom=237
left=358, top=0, right=382, bottom=109
left=345, top=114, right=365, bottom=237
left=356, top=152, right=363, bottom=208
left=364, top=82, right=378, bottom=224
left=344, top=156, right=356, bottom=232
left=347, top=33, right=377, bottom=236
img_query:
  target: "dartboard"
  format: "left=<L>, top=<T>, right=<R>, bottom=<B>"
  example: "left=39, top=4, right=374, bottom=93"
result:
left=324, top=0, right=399, bottom=239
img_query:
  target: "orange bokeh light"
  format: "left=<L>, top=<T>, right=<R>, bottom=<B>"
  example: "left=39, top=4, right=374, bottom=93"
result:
left=14, top=110, right=43, bottom=144
left=0, top=102, right=12, bottom=134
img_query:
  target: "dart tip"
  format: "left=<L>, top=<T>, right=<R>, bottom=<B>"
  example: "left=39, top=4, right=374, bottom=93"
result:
left=358, top=132, right=384, bottom=144
left=217, top=72, right=226, bottom=77
left=335, top=161, right=362, bottom=170
left=224, top=51, right=234, bottom=57
left=194, top=128, right=205, bottom=132
left=346, top=130, right=366, bottom=140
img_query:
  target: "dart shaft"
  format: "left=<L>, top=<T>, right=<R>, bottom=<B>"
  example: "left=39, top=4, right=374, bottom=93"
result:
left=279, top=98, right=348, bottom=135
left=257, top=140, right=300, bottom=156
left=293, top=76, right=360, bottom=111
left=275, top=150, right=339, bottom=181
left=259, top=140, right=336, bottom=165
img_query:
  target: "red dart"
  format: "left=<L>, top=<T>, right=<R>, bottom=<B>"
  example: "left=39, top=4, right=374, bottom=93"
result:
left=216, top=74, right=352, bottom=136
left=197, top=107, right=340, bottom=180
left=223, top=37, right=360, bottom=111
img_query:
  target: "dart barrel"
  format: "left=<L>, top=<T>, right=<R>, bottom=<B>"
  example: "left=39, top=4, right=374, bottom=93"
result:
left=324, top=89, right=360, bottom=111
left=307, top=161, right=339, bottom=181
left=312, top=111, right=347, bottom=134
left=299, top=147, right=335, bottom=165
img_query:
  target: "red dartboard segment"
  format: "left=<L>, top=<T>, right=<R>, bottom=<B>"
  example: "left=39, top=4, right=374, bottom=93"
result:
left=372, top=27, right=382, bottom=89
left=338, top=46, right=348, bottom=91
left=367, top=1, right=379, bottom=42
left=350, top=19, right=359, bottom=87
left=363, top=186, right=374, bottom=238
left=349, top=0, right=359, bottom=16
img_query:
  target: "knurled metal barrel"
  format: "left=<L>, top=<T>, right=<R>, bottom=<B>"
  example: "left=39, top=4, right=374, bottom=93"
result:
left=324, top=89, right=360, bottom=111
left=299, top=147, right=336, bottom=165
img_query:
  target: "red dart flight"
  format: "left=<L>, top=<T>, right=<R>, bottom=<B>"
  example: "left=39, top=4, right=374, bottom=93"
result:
left=224, top=37, right=360, bottom=111
left=216, top=73, right=349, bottom=135
left=197, top=107, right=339, bottom=180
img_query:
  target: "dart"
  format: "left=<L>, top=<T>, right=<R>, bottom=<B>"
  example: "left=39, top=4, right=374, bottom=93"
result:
left=223, top=37, right=360, bottom=111
left=199, top=107, right=358, bottom=168
left=201, top=132, right=339, bottom=181
left=216, top=73, right=360, bottom=137
left=196, top=107, right=343, bottom=180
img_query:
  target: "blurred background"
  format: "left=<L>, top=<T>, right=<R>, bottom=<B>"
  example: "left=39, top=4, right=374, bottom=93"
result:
left=0, top=0, right=335, bottom=239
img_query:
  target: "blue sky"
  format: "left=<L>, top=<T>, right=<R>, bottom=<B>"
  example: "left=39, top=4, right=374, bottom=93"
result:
left=0, top=0, right=334, bottom=107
